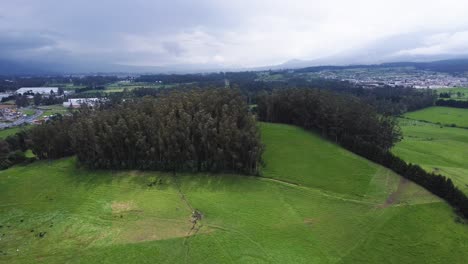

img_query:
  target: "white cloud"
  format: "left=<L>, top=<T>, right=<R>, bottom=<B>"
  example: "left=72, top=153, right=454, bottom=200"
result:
left=395, top=31, right=468, bottom=56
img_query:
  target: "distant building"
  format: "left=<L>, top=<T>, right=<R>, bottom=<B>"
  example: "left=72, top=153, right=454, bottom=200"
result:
left=63, top=98, right=101, bottom=108
left=16, top=87, right=59, bottom=95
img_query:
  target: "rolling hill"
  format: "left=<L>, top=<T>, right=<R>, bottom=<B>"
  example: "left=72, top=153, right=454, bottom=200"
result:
left=0, top=123, right=467, bottom=263
left=394, top=107, right=468, bottom=195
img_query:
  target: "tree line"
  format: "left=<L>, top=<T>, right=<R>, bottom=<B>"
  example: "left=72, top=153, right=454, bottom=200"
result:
left=28, top=89, right=263, bottom=174
left=257, top=88, right=468, bottom=218
left=0, top=130, right=34, bottom=170
left=257, top=88, right=401, bottom=150
left=436, top=99, right=468, bottom=108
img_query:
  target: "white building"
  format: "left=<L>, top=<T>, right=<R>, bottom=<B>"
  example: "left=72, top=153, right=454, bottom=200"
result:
left=63, top=98, right=101, bottom=108
left=16, top=87, right=59, bottom=95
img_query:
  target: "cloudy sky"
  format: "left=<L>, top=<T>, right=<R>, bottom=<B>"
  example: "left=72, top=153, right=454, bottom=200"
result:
left=2, top=0, right=468, bottom=71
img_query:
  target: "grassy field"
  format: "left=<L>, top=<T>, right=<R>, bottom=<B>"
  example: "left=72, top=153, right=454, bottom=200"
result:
left=18, top=109, right=35, bottom=117
left=436, top=87, right=468, bottom=100
left=404, top=106, right=468, bottom=128
left=79, top=82, right=169, bottom=94
left=0, top=123, right=467, bottom=263
left=0, top=126, right=30, bottom=139
left=37, top=105, right=69, bottom=117
left=394, top=113, right=468, bottom=195
left=0, top=127, right=21, bottom=139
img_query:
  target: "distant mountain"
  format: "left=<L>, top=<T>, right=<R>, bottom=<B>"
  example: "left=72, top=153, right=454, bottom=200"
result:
left=0, top=60, right=53, bottom=75
left=278, top=58, right=468, bottom=75
left=2, top=56, right=468, bottom=76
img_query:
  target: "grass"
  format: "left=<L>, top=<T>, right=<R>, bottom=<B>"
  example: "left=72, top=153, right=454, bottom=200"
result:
left=404, top=106, right=468, bottom=128
left=19, top=109, right=35, bottom=117
left=0, top=127, right=21, bottom=139
left=436, top=87, right=468, bottom=100
left=0, top=123, right=467, bottom=263
left=0, top=126, right=30, bottom=139
left=80, top=82, right=168, bottom=94
left=37, top=105, right=69, bottom=117
left=394, top=117, right=468, bottom=195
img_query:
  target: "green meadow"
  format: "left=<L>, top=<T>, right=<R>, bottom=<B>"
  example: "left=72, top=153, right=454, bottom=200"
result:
left=0, top=126, right=30, bottom=140
left=404, top=106, right=468, bottom=128
left=394, top=108, right=468, bottom=195
left=0, top=127, right=22, bottom=139
left=436, top=87, right=468, bottom=100
left=0, top=123, right=467, bottom=263
left=37, top=105, right=69, bottom=117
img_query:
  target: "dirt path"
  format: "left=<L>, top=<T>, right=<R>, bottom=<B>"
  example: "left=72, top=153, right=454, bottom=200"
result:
left=380, top=177, right=409, bottom=208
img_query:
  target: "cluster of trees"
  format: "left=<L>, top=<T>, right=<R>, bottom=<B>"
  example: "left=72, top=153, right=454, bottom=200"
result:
left=29, top=89, right=263, bottom=174
left=72, top=76, right=118, bottom=87
left=74, top=86, right=106, bottom=93
left=257, top=88, right=401, bottom=150
left=436, top=99, right=468, bottom=108
left=134, top=73, right=437, bottom=115
left=0, top=130, right=34, bottom=169
left=257, top=88, right=468, bottom=218
left=15, top=95, right=29, bottom=107
left=439, top=91, right=465, bottom=99
left=439, top=92, right=451, bottom=98
left=15, top=93, right=64, bottom=108
left=33, top=93, right=64, bottom=106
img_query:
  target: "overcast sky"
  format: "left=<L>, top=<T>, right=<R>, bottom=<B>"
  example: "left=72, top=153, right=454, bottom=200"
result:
left=2, top=0, right=468, bottom=70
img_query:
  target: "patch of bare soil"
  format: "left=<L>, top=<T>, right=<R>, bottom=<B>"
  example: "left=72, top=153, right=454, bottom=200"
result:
left=111, top=201, right=137, bottom=214
left=379, top=177, right=409, bottom=208
left=116, top=217, right=212, bottom=244
left=303, top=218, right=319, bottom=226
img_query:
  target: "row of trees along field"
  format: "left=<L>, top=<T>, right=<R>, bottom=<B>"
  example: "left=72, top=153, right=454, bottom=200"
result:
left=29, top=89, right=263, bottom=174
left=436, top=99, right=468, bottom=108
left=257, top=88, right=468, bottom=218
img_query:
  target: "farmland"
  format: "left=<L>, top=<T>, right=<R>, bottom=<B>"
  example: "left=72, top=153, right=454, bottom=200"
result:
left=80, top=82, right=169, bottom=94
left=36, top=105, right=69, bottom=117
left=394, top=108, right=468, bottom=195
left=436, top=87, right=468, bottom=100
left=0, top=122, right=466, bottom=263
left=403, top=106, right=468, bottom=128
left=0, top=127, right=26, bottom=139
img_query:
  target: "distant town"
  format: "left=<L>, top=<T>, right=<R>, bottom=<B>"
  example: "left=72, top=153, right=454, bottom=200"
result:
left=308, top=67, right=468, bottom=89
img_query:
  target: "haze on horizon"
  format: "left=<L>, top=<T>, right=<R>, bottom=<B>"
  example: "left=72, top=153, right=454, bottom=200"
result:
left=2, top=0, right=468, bottom=72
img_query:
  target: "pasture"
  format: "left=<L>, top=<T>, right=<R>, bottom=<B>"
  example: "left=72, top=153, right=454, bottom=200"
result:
left=394, top=115, right=468, bottom=195
left=37, top=105, right=69, bottom=117
left=0, top=126, right=30, bottom=140
left=404, top=106, right=468, bottom=128
left=436, top=87, right=468, bottom=100
left=79, top=82, right=168, bottom=94
left=0, top=123, right=467, bottom=263
left=0, top=127, right=22, bottom=139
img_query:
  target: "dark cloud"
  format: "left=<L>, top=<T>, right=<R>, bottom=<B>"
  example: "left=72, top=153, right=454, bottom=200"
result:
left=1, top=0, right=468, bottom=72
left=0, top=32, right=54, bottom=50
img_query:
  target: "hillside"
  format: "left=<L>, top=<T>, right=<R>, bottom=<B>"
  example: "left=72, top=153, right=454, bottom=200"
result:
left=0, top=123, right=467, bottom=263
left=394, top=108, right=468, bottom=195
